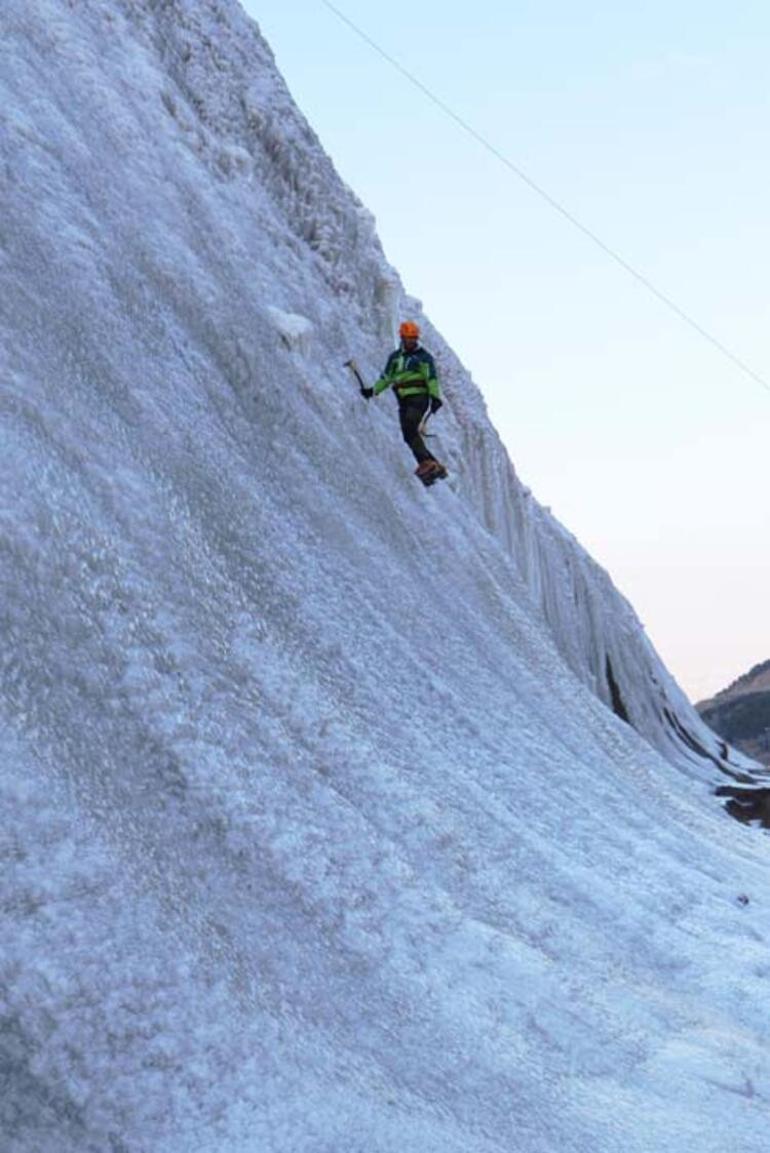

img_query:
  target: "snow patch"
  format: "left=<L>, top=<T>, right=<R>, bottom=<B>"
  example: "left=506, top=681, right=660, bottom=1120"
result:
left=266, top=306, right=314, bottom=355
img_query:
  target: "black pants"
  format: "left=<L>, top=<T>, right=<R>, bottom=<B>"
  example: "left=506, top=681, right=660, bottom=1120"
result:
left=398, top=396, right=436, bottom=464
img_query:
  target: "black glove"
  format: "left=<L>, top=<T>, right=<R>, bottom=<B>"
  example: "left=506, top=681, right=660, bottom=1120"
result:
left=430, top=396, right=443, bottom=414
left=361, top=387, right=374, bottom=399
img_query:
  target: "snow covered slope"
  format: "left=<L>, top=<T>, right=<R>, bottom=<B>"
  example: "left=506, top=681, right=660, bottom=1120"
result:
left=2, top=3, right=770, bottom=1152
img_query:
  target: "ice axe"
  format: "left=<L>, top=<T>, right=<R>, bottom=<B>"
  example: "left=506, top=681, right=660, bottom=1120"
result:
left=343, top=358, right=369, bottom=397
left=418, top=410, right=435, bottom=439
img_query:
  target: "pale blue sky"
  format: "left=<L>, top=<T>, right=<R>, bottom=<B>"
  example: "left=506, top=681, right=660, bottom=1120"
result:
left=245, top=1, right=770, bottom=699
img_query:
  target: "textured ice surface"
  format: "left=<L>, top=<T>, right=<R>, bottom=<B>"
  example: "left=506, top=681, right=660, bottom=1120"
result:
left=1, top=3, right=769, bottom=1151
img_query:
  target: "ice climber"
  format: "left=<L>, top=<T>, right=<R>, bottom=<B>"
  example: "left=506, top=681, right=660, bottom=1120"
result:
left=362, top=321, right=448, bottom=486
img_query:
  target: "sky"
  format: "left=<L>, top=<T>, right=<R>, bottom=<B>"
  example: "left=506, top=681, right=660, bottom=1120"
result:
left=245, top=0, right=770, bottom=701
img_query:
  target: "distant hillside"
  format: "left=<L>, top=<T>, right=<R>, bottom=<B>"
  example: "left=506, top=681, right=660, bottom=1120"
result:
left=697, top=660, right=770, bottom=766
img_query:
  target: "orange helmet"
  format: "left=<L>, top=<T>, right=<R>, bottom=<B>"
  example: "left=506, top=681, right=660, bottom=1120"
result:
left=399, top=320, right=420, bottom=340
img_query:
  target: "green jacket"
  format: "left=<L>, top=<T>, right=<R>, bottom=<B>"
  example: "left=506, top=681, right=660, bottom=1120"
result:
left=373, top=345, right=441, bottom=400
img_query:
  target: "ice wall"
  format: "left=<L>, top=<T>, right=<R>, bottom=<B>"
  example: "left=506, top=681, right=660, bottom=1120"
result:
left=3, top=4, right=769, bottom=1152
left=96, top=0, right=742, bottom=776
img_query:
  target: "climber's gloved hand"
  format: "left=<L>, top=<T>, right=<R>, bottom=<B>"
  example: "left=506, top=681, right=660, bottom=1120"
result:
left=430, top=396, right=443, bottom=414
